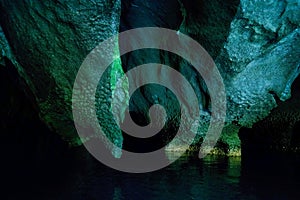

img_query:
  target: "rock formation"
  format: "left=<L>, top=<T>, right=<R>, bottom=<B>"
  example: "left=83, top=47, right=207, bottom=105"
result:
left=1, top=0, right=299, bottom=156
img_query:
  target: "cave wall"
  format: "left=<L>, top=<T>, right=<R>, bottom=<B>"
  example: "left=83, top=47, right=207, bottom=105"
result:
left=0, top=0, right=300, bottom=155
left=0, top=0, right=123, bottom=151
left=215, top=0, right=300, bottom=153
left=239, top=75, right=300, bottom=154
left=119, top=0, right=300, bottom=154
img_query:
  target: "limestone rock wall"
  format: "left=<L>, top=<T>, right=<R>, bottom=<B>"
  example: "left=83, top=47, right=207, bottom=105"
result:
left=0, top=0, right=122, bottom=149
left=0, top=0, right=299, bottom=155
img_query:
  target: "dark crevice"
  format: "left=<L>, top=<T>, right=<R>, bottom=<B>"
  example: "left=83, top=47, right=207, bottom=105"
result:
left=268, top=90, right=282, bottom=106
left=0, top=58, right=72, bottom=191
left=239, top=75, right=300, bottom=156
left=119, top=0, right=240, bottom=152
left=179, top=0, right=240, bottom=59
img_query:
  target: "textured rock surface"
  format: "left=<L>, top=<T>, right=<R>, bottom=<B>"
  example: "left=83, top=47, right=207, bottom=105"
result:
left=0, top=0, right=123, bottom=153
left=239, top=75, right=300, bottom=153
left=119, top=0, right=239, bottom=153
left=1, top=0, right=300, bottom=155
left=0, top=26, right=10, bottom=65
left=215, top=0, right=300, bottom=153
left=227, top=29, right=300, bottom=125
left=120, top=0, right=300, bottom=154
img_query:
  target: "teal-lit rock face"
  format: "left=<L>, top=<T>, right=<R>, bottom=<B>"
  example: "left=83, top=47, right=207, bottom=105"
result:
left=0, top=0, right=122, bottom=149
left=0, top=0, right=299, bottom=156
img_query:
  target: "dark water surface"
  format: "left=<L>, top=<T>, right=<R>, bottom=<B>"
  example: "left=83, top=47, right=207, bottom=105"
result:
left=3, top=150, right=300, bottom=200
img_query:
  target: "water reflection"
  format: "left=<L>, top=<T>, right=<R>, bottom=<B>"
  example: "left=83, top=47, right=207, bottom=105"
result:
left=3, top=149, right=300, bottom=199
left=113, top=187, right=122, bottom=200
left=239, top=154, right=300, bottom=199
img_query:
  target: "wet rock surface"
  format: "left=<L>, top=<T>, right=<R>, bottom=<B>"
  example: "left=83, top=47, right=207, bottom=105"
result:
left=0, top=0, right=299, bottom=155
left=240, top=75, right=300, bottom=154
left=0, top=0, right=122, bottom=149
